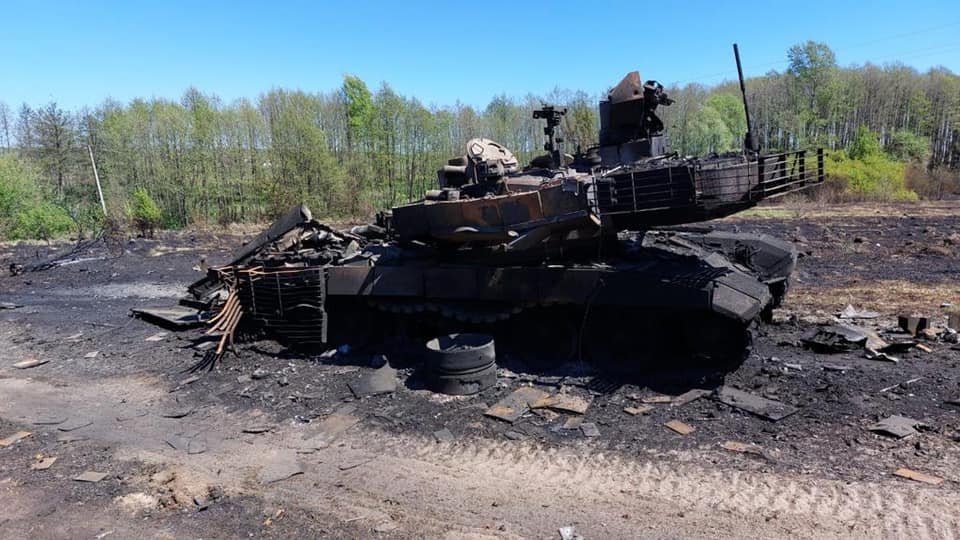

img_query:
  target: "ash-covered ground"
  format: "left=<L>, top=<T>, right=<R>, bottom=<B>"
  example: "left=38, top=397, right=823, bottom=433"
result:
left=1, top=201, right=959, bottom=539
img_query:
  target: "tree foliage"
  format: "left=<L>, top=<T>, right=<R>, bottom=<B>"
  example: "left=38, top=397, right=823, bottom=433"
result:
left=0, top=41, right=958, bottom=240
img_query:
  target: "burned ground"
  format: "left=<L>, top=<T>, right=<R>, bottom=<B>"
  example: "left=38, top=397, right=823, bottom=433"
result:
left=1, top=202, right=959, bottom=539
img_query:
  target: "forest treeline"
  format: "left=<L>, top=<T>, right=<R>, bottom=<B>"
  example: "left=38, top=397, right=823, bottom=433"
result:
left=0, top=41, right=958, bottom=240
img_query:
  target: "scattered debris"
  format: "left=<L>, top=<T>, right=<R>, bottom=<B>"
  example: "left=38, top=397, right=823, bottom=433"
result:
left=58, top=419, right=93, bottom=432
left=144, top=332, right=168, bottom=342
left=433, top=428, right=455, bottom=443
left=823, top=363, right=854, bottom=372
left=837, top=304, right=880, bottom=319
left=0, top=301, right=23, bottom=310
left=485, top=387, right=551, bottom=423
left=672, top=389, right=711, bottom=407
left=30, top=456, right=57, bottom=470
left=865, top=348, right=899, bottom=363
left=580, top=422, right=600, bottom=437
left=893, top=467, right=943, bottom=485
left=664, top=420, right=695, bottom=435
left=880, top=377, right=922, bottom=393
left=84, top=351, right=99, bottom=359
left=504, top=430, right=526, bottom=440
left=251, top=368, right=270, bottom=380
left=916, top=343, right=933, bottom=353
left=159, top=406, right=194, bottom=419
left=74, top=471, right=108, bottom=483
left=31, top=416, right=67, bottom=425
left=641, top=395, right=673, bottom=404
left=132, top=306, right=206, bottom=329
left=348, top=365, right=397, bottom=398
left=868, top=415, right=923, bottom=439
left=242, top=425, right=273, bottom=434
left=715, top=386, right=799, bottom=421
left=623, top=405, right=653, bottom=416
left=720, top=441, right=762, bottom=455
left=531, top=393, right=591, bottom=415
left=174, top=375, right=201, bottom=389
left=898, top=315, right=929, bottom=336
left=801, top=324, right=868, bottom=352
left=559, top=525, right=584, bottom=540
left=13, top=358, right=49, bottom=369
left=561, top=417, right=582, bottom=430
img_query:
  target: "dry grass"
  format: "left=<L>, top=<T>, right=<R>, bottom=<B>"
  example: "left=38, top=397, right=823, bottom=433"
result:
left=727, top=200, right=960, bottom=222
left=788, top=279, right=959, bottom=318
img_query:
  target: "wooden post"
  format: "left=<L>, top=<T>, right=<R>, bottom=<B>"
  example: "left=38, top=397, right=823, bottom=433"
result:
left=88, top=144, right=107, bottom=215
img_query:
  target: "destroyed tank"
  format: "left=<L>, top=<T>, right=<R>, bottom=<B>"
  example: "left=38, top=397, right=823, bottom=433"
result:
left=190, top=53, right=824, bottom=368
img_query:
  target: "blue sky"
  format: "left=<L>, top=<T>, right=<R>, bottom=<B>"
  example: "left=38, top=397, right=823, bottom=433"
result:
left=2, top=0, right=959, bottom=110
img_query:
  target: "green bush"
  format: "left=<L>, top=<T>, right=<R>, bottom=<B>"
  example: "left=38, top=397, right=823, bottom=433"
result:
left=130, top=187, right=162, bottom=237
left=11, top=202, right=75, bottom=241
left=824, top=149, right=917, bottom=202
left=0, top=154, right=41, bottom=238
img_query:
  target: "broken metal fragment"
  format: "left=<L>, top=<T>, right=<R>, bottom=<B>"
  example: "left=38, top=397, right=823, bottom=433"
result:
left=868, top=415, right=922, bottom=439
left=58, top=419, right=93, bottom=432
left=13, top=358, right=49, bottom=369
left=132, top=306, right=206, bottom=329
left=0, top=431, right=32, bottom=447
left=348, top=365, right=397, bottom=398
left=531, top=394, right=591, bottom=415
left=720, top=441, right=762, bottom=454
left=838, top=304, right=880, bottom=319
left=715, top=386, right=799, bottom=421
left=893, top=467, right=943, bottom=485
left=74, top=471, right=108, bottom=483
left=580, top=422, right=600, bottom=437
left=30, top=457, right=57, bottom=470
left=898, top=315, right=929, bottom=336
left=671, top=389, right=711, bottom=407
left=665, top=420, right=695, bottom=435
left=145, top=332, right=168, bottom=342
left=484, top=387, right=551, bottom=423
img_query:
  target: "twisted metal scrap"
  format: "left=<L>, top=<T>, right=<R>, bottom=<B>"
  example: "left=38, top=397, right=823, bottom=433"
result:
left=187, top=272, right=244, bottom=373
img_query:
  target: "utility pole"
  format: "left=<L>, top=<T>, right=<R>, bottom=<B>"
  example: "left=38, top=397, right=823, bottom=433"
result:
left=88, top=144, right=107, bottom=215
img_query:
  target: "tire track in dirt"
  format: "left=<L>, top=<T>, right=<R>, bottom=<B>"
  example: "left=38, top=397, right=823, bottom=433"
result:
left=1, top=374, right=958, bottom=539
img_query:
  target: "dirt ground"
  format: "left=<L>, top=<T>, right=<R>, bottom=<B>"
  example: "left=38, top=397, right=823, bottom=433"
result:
left=1, top=201, right=959, bottom=539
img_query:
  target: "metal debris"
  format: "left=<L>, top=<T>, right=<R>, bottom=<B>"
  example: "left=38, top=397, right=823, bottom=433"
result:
left=893, top=467, right=943, bottom=485
left=484, top=387, right=551, bottom=423
left=30, top=456, right=57, bottom=470
left=868, top=415, right=923, bottom=439
left=0, top=431, right=32, bottom=447
left=838, top=304, right=880, bottom=319
left=131, top=306, right=206, bottom=329
left=715, top=386, right=798, bottom=421
left=13, top=358, right=49, bottom=369
left=74, top=471, right=108, bottom=483
left=624, top=405, right=653, bottom=416
left=531, top=394, right=591, bottom=415
left=671, top=389, right=711, bottom=407
left=580, top=422, right=600, bottom=437
left=348, top=365, right=397, bottom=398
left=665, top=420, right=695, bottom=435
left=898, top=315, right=929, bottom=336
left=559, top=525, right=584, bottom=540
left=58, top=419, right=93, bottom=432
left=865, top=348, right=899, bottom=363
left=720, top=441, right=762, bottom=454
